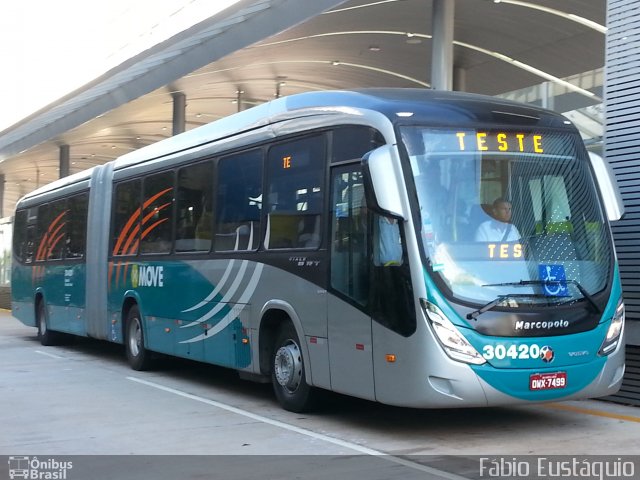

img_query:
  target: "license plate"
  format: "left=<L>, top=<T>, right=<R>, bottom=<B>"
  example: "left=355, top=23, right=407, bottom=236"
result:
left=529, top=372, right=567, bottom=391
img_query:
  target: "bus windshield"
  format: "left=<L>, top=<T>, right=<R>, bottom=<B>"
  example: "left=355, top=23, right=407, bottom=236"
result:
left=401, top=126, right=613, bottom=308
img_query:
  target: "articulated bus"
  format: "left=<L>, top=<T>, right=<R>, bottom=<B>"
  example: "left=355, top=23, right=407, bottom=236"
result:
left=12, top=89, right=626, bottom=412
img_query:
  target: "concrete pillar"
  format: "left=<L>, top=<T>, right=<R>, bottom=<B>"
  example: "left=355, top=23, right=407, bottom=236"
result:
left=236, top=90, right=244, bottom=112
left=540, top=82, right=555, bottom=110
left=59, top=144, right=70, bottom=178
left=431, top=0, right=455, bottom=91
left=453, top=66, right=466, bottom=92
left=0, top=174, right=4, bottom=217
left=172, top=92, right=186, bottom=135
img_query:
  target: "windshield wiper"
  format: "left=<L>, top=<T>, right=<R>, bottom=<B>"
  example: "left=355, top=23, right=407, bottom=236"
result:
left=466, top=293, right=549, bottom=320
left=482, top=279, right=600, bottom=314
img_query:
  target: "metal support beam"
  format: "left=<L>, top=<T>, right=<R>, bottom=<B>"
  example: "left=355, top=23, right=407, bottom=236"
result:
left=431, top=0, right=455, bottom=91
left=172, top=92, right=186, bottom=135
left=59, top=144, right=70, bottom=178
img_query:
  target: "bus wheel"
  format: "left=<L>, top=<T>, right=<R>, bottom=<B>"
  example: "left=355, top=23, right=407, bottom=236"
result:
left=271, top=323, right=316, bottom=412
left=36, top=300, right=61, bottom=346
left=125, top=305, right=153, bottom=371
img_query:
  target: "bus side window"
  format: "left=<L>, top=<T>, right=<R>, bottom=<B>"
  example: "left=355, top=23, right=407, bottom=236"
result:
left=266, top=135, right=325, bottom=250
left=331, top=126, right=385, bottom=163
left=330, top=167, right=370, bottom=307
left=13, top=210, right=27, bottom=263
left=35, top=200, right=67, bottom=262
left=373, top=215, right=402, bottom=266
left=328, top=126, right=384, bottom=307
left=112, top=179, right=141, bottom=257
left=140, top=172, right=174, bottom=255
left=66, top=193, right=88, bottom=259
left=215, top=150, right=262, bottom=252
left=25, top=225, right=35, bottom=264
left=176, top=160, right=213, bottom=252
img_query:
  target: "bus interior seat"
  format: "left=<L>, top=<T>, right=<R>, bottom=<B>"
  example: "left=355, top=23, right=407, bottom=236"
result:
left=460, top=204, right=489, bottom=241
left=214, top=196, right=259, bottom=251
left=297, top=214, right=321, bottom=248
left=267, top=213, right=297, bottom=248
left=297, top=191, right=322, bottom=248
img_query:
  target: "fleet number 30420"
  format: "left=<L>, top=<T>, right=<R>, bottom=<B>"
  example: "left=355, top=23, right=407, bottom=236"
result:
left=482, top=344, right=543, bottom=360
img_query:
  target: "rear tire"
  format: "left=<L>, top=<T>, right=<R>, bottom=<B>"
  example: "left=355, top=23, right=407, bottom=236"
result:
left=36, top=300, right=62, bottom=346
left=125, top=305, right=153, bottom=371
left=271, top=323, right=317, bottom=412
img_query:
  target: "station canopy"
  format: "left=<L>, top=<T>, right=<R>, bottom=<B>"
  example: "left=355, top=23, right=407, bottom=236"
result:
left=0, top=0, right=605, bottom=215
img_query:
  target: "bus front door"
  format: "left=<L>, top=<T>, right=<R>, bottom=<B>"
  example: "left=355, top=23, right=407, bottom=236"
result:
left=328, top=165, right=375, bottom=400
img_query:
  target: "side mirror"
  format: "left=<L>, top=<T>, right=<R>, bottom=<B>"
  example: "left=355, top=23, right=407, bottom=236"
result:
left=362, top=145, right=407, bottom=220
left=588, top=152, right=624, bottom=221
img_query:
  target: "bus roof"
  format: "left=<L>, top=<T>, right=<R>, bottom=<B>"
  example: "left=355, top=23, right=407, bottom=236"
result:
left=114, top=88, right=568, bottom=167
left=19, top=88, right=572, bottom=204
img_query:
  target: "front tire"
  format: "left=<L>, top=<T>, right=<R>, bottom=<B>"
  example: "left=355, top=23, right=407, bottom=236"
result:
left=125, top=305, right=153, bottom=370
left=271, top=323, right=317, bottom=412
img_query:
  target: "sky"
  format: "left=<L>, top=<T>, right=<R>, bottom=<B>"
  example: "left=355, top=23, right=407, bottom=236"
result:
left=0, top=0, right=239, bottom=132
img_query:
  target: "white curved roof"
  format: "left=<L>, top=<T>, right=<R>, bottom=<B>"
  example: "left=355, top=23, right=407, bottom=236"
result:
left=0, top=0, right=605, bottom=215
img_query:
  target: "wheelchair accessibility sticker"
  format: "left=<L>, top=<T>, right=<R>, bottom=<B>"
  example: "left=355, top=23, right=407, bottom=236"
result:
left=539, top=264, right=569, bottom=297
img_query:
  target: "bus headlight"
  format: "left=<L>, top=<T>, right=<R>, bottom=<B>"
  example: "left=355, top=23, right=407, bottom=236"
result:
left=598, top=300, right=624, bottom=356
left=421, top=299, right=485, bottom=365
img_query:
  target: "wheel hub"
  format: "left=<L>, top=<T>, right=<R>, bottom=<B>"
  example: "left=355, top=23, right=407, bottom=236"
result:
left=128, top=319, right=142, bottom=357
left=274, top=342, right=302, bottom=391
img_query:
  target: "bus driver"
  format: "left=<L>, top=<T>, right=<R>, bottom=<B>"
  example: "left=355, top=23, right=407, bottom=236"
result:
left=475, top=198, right=521, bottom=242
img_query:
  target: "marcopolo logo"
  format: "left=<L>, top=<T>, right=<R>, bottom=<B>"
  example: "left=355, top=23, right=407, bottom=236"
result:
left=8, top=456, right=73, bottom=479
left=514, top=320, right=569, bottom=331
left=131, top=264, right=164, bottom=288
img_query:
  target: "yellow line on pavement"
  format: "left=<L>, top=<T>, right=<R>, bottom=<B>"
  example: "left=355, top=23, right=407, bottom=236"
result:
left=544, top=402, right=640, bottom=423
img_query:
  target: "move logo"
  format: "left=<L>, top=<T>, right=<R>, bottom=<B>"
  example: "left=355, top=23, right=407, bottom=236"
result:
left=131, top=264, right=164, bottom=288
